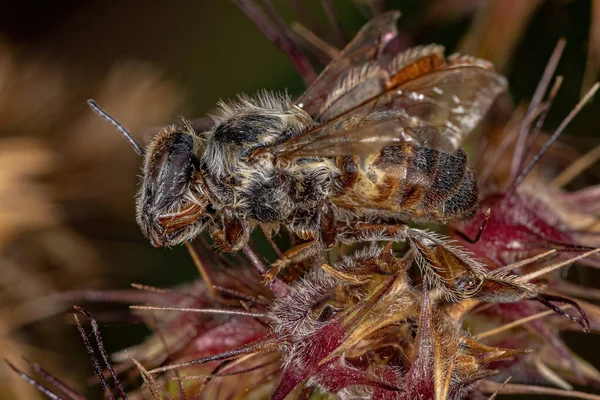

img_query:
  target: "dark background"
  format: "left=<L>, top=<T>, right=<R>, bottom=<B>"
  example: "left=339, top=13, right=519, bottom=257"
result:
left=0, top=1, right=598, bottom=399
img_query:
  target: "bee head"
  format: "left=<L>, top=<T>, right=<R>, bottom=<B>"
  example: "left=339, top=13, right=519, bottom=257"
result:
left=87, top=100, right=212, bottom=248
left=137, top=126, right=212, bottom=247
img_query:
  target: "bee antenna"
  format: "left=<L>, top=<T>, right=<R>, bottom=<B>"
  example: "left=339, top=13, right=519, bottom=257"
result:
left=505, top=82, right=599, bottom=198
left=87, top=99, right=146, bottom=157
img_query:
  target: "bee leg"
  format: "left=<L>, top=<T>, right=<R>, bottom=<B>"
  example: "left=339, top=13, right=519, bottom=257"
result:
left=408, top=228, right=488, bottom=300
left=319, top=203, right=337, bottom=248
left=217, top=206, right=249, bottom=252
left=338, top=224, right=487, bottom=300
left=453, top=208, right=491, bottom=244
left=535, top=293, right=590, bottom=331
left=266, top=204, right=336, bottom=281
left=265, top=239, right=325, bottom=281
left=337, top=223, right=410, bottom=243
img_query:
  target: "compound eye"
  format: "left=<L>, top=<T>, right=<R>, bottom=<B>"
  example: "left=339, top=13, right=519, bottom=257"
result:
left=148, top=132, right=198, bottom=212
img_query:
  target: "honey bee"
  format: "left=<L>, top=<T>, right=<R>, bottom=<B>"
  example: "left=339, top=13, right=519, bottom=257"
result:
left=89, top=11, right=507, bottom=288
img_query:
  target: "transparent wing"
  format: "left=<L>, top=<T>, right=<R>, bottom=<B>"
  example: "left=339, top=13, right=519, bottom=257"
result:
left=277, top=64, right=506, bottom=158
left=388, top=65, right=507, bottom=151
left=275, top=117, right=450, bottom=159
left=294, top=10, right=401, bottom=117
left=277, top=11, right=506, bottom=160
left=316, top=44, right=447, bottom=123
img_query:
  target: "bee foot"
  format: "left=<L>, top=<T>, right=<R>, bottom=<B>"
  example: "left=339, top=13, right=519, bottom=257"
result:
left=264, top=259, right=288, bottom=282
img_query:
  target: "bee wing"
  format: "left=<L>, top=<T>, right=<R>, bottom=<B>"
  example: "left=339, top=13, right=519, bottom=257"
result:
left=295, top=10, right=401, bottom=117
left=386, top=63, right=508, bottom=152
left=274, top=117, right=448, bottom=159
left=277, top=63, right=506, bottom=158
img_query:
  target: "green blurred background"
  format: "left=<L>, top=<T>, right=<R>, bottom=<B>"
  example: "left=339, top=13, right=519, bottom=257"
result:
left=0, top=1, right=598, bottom=398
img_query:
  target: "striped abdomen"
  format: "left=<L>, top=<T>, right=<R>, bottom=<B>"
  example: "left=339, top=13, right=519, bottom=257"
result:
left=331, top=144, right=478, bottom=223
